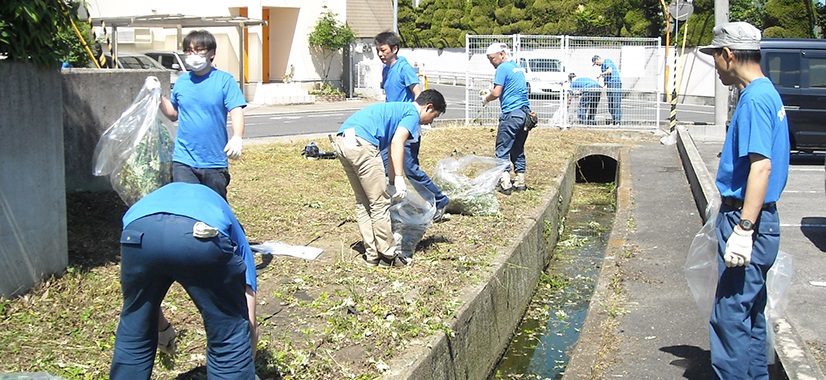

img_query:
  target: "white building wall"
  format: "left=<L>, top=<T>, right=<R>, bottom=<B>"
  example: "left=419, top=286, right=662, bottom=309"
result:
left=85, top=0, right=347, bottom=88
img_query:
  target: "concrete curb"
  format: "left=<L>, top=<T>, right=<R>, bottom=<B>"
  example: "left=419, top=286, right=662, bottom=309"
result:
left=380, top=145, right=623, bottom=380
left=675, top=125, right=825, bottom=380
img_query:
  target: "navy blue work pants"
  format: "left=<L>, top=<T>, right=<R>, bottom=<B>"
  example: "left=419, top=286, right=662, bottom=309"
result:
left=710, top=205, right=780, bottom=380
left=382, top=141, right=449, bottom=210
left=173, top=162, right=231, bottom=201
left=495, top=106, right=530, bottom=173
left=110, top=213, right=253, bottom=380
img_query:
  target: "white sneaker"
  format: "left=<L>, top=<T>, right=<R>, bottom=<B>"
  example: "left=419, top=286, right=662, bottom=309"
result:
left=158, top=323, right=177, bottom=355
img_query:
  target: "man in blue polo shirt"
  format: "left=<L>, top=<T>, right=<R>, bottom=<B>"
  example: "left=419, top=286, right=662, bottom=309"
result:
left=592, top=55, right=622, bottom=125
left=110, top=182, right=258, bottom=379
left=333, top=90, right=445, bottom=268
left=482, top=42, right=533, bottom=194
left=567, top=73, right=602, bottom=125
left=375, top=31, right=450, bottom=222
left=158, top=30, right=247, bottom=201
left=700, top=21, right=789, bottom=379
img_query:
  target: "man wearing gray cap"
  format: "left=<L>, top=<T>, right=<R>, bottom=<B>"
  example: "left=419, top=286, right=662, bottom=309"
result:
left=700, top=21, right=789, bottom=379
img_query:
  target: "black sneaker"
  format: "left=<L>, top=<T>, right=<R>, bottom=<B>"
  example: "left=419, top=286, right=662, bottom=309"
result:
left=433, top=207, right=446, bottom=223
left=513, top=184, right=527, bottom=192
left=496, top=184, right=512, bottom=195
left=379, top=255, right=412, bottom=268
left=361, top=254, right=381, bottom=266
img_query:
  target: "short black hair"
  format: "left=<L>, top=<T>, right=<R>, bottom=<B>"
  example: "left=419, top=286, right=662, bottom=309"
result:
left=182, top=30, right=217, bottom=54
left=568, top=73, right=577, bottom=81
left=415, top=89, right=446, bottom=113
left=374, top=31, right=401, bottom=50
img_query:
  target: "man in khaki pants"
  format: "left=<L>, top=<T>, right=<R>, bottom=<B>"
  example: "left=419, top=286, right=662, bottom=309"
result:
left=333, top=90, right=445, bottom=267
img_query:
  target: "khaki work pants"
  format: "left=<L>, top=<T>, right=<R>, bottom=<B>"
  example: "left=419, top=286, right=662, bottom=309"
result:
left=334, top=132, right=395, bottom=260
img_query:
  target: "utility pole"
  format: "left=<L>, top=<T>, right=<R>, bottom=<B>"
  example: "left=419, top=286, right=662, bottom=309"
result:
left=714, top=0, right=729, bottom=126
left=393, top=0, right=398, bottom=33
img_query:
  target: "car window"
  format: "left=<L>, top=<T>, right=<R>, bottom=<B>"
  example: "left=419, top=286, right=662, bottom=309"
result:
left=765, top=52, right=800, bottom=88
left=807, top=56, right=826, bottom=88
left=119, top=57, right=143, bottom=69
left=529, top=59, right=561, bottom=72
left=156, top=55, right=177, bottom=70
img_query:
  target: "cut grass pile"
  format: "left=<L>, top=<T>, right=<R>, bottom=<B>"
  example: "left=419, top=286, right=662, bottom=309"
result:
left=0, top=126, right=656, bottom=379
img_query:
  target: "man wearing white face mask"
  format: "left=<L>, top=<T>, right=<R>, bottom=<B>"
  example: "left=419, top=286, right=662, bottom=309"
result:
left=157, top=29, right=246, bottom=201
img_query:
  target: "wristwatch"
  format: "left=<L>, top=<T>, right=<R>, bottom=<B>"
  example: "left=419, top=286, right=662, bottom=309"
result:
left=738, top=219, right=754, bottom=231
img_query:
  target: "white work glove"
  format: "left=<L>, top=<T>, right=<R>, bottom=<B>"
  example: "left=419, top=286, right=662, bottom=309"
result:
left=480, top=89, right=491, bottom=105
left=224, top=136, right=243, bottom=160
left=145, top=76, right=161, bottom=92
left=391, top=176, right=407, bottom=202
left=724, top=227, right=754, bottom=267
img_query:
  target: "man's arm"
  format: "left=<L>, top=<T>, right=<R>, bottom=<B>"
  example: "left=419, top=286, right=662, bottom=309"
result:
left=229, top=107, right=245, bottom=138
left=388, top=127, right=411, bottom=179
left=484, top=84, right=504, bottom=103
left=410, top=83, right=423, bottom=99
left=160, top=95, right=178, bottom=122
left=740, top=154, right=771, bottom=226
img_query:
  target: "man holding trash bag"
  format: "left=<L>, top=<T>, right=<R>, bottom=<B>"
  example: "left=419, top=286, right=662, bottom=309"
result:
left=110, top=182, right=258, bottom=379
left=151, top=30, right=247, bottom=201
left=700, top=21, right=789, bottom=379
left=375, top=31, right=450, bottom=222
left=333, top=89, right=445, bottom=268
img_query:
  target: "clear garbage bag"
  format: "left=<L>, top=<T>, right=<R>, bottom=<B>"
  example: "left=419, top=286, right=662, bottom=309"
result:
left=684, top=196, right=721, bottom=320
left=92, top=80, right=176, bottom=206
left=766, top=250, right=794, bottom=364
left=433, top=155, right=509, bottom=216
left=390, top=181, right=436, bottom=258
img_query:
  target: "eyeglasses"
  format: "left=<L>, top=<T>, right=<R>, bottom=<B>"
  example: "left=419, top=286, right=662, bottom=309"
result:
left=184, top=47, right=209, bottom=55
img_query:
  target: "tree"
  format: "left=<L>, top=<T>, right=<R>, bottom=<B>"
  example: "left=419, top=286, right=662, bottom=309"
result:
left=0, top=0, right=90, bottom=68
left=763, top=0, right=816, bottom=37
left=307, top=7, right=355, bottom=85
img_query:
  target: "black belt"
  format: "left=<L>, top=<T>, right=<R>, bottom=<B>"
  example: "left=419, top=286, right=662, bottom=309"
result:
left=721, top=197, right=776, bottom=210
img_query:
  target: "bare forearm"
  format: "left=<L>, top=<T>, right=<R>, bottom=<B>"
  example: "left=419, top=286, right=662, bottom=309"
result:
left=229, top=107, right=245, bottom=138
left=742, top=155, right=771, bottom=223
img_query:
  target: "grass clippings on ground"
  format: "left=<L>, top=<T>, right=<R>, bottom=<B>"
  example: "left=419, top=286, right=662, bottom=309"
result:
left=0, top=126, right=657, bottom=379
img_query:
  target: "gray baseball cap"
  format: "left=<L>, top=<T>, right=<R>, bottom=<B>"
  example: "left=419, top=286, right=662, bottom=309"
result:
left=700, top=22, right=761, bottom=55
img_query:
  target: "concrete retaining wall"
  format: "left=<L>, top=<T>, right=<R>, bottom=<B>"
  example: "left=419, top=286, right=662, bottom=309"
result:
left=62, top=68, right=169, bottom=192
left=0, top=63, right=67, bottom=298
left=383, top=145, right=622, bottom=380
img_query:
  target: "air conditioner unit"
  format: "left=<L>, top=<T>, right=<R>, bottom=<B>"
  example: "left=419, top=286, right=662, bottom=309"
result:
left=116, top=27, right=152, bottom=44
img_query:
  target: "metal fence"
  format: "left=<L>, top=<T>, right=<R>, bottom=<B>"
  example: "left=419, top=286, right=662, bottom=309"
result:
left=466, top=35, right=662, bottom=130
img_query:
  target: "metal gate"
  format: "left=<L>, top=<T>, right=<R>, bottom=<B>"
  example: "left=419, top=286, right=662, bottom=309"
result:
left=466, top=35, right=662, bottom=130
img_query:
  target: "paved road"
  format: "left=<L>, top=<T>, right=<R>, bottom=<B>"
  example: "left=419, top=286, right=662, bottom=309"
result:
left=240, top=84, right=715, bottom=139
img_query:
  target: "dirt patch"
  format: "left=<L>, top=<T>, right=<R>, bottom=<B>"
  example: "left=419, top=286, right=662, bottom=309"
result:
left=0, top=127, right=658, bottom=379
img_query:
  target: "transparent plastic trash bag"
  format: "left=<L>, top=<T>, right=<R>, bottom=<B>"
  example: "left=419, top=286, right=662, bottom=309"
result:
left=433, top=155, right=509, bottom=216
left=684, top=196, right=721, bottom=320
left=390, top=181, right=436, bottom=258
left=92, top=80, right=176, bottom=206
left=766, top=250, right=794, bottom=364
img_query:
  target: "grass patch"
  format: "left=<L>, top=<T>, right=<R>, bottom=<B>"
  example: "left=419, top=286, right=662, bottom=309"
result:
left=0, top=127, right=656, bottom=379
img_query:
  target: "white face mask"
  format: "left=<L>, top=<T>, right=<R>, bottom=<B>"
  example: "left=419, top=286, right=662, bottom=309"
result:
left=185, top=54, right=209, bottom=72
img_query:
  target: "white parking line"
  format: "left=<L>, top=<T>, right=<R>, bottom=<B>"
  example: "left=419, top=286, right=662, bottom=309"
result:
left=782, top=223, right=826, bottom=228
left=790, top=167, right=824, bottom=172
left=268, top=116, right=301, bottom=120
left=784, top=190, right=820, bottom=194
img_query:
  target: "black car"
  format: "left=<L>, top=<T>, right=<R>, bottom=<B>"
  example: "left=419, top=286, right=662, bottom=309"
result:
left=757, top=38, right=826, bottom=152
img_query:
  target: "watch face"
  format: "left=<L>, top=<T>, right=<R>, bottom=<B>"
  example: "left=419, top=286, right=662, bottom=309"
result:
left=739, top=219, right=754, bottom=230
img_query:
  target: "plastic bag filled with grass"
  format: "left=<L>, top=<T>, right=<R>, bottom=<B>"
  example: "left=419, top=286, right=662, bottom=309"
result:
left=433, top=155, right=509, bottom=216
left=93, top=80, right=176, bottom=206
left=390, top=181, right=436, bottom=258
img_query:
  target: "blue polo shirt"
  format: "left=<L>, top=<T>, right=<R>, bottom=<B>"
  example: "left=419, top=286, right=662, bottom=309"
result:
left=600, top=58, right=622, bottom=84
left=382, top=56, right=419, bottom=103
left=123, top=182, right=257, bottom=291
left=570, top=77, right=601, bottom=93
left=170, top=68, right=247, bottom=169
left=494, top=60, right=530, bottom=113
left=338, top=102, right=421, bottom=150
left=716, top=77, right=789, bottom=203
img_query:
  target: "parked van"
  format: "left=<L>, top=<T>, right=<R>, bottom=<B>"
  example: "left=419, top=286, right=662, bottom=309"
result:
left=515, top=56, right=567, bottom=97
left=734, top=39, right=826, bottom=152
left=143, top=51, right=191, bottom=88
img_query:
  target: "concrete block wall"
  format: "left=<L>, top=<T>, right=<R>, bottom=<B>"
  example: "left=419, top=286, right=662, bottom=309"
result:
left=0, top=63, right=67, bottom=298
left=62, top=68, right=170, bottom=192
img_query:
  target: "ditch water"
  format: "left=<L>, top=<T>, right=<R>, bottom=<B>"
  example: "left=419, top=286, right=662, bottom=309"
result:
left=492, top=182, right=616, bottom=379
